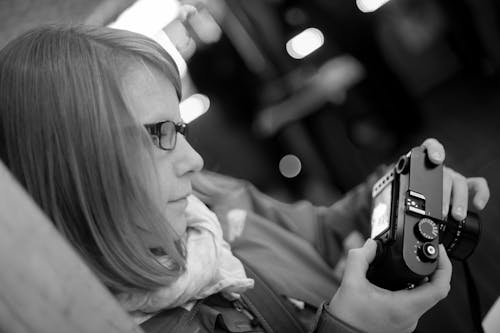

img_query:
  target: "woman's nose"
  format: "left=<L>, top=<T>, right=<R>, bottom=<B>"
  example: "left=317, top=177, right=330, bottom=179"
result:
left=174, top=134, right=204, bottom=176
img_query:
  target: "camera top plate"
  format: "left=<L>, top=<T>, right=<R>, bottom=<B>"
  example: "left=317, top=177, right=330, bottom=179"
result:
left=407, top=147, right=443, bottom=221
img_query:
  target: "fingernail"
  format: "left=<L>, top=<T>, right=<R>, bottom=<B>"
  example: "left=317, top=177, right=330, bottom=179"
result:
left=454, top=206, right=464, bottom=218
left=476, top=199, right=485, bottom=210
left=432, top=152, right=442, bottom=161
left=442, top=206, right=449, bottom=218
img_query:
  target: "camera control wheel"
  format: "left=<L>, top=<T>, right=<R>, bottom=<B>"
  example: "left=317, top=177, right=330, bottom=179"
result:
left=419, top=242, right=439, bottom=262
left=415, top=218, right=439, bottom=241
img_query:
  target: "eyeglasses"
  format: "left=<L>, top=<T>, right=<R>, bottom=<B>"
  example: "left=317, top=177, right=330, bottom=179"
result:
left=144, top=120, right=188, bottom=151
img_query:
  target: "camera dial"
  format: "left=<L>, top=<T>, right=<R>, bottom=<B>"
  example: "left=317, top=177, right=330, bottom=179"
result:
left=415, top=218, right=439, bottom=241
left=419, top=242, right=438, bottom=262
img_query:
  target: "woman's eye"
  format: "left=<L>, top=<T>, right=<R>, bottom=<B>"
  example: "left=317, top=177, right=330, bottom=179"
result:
left=151, top=135, right=160, bottom=146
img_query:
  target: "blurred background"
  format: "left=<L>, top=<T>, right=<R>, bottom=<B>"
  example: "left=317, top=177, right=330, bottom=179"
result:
left=1, top=0, right=500, bottom=332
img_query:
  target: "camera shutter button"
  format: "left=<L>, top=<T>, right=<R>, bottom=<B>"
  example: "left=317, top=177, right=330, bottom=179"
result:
left=419, top=242, right=439, bottom=262
left=416, top=218, right=439, bottom=241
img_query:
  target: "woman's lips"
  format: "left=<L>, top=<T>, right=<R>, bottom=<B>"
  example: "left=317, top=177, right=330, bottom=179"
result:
left=165, top=197, right=188, bottom=236
left=168, top=197, right=188, bottom=209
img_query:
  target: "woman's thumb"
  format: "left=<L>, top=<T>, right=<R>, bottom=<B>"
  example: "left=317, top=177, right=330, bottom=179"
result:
left=363, top=238, right=378, bottom=264
left=343, top=239, right=378, bottom=279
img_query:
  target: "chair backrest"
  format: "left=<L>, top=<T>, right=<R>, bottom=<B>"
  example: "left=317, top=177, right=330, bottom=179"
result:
left=0, top=161, right=143, bottom=333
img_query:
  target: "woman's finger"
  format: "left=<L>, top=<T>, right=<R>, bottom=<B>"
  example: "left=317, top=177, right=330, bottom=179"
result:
left=397, top=245, right=452, bottom=313
left=343, top=239, right=378, bottom=280
left=467, top=177, right=490, bottom=210
left=442, top=167, right=453, bottom=218
left=451, top=172, right=468, bottom=221
left=421, top=138, right=445, bottom=165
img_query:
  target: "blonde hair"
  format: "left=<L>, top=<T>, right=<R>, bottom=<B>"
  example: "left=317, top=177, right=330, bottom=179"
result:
left=0, top=25, right=185, bottom=293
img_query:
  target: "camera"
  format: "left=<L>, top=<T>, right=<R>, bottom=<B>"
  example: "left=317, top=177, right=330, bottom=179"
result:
left=367, top=147, right=481, bottom=290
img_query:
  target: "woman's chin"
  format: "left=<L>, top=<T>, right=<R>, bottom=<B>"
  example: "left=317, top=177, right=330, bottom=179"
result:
left=165, top=199, right=188, bottom=235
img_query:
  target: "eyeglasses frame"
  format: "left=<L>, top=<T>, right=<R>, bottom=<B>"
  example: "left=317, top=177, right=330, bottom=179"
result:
left=144, top=120, right=188, bottom=151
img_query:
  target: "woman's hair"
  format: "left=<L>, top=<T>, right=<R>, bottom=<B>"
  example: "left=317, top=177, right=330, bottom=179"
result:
left=0, top=25, right=185, bottom=293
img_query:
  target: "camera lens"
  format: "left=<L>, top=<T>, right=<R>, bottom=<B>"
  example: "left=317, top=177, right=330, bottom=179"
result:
left=440, top=211, right=481, bottom=261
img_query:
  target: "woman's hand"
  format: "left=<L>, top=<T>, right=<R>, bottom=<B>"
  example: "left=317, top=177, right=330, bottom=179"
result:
left=327, top=138, right=487, bottom=332
left=328, top=239, right=452, bottom=333
left=420, top=138, right=490, bottom=220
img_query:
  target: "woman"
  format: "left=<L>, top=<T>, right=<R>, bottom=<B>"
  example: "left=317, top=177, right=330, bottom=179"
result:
left=0, top=25, right=490, bottom=333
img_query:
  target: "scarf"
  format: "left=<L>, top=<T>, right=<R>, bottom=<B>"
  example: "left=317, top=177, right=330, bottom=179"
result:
left=116, top=195, right=254, bottom=322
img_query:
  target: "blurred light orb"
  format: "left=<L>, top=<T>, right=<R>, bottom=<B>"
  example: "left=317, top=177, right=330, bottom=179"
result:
left=356, top=0, right=391, bottom=13
left=108, top=0, right=180, bottom=37
left=279, top=154, right=302, bottom=178
left=180, top=94, right=210, bottom=123
left=153, top=31, right=188, bottom=77
left=108, top=0, right=189, bottom=77
left=286, top=28, right=324, bottom=59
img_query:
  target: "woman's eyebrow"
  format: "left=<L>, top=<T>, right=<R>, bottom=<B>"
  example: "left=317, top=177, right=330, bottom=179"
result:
left=143, top=117, right=170, bottom=127
left=143, top=120, right=164, bottom=127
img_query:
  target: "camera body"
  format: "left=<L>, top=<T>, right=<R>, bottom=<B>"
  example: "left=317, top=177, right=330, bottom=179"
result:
left=367, top=147, right=481, bottom=290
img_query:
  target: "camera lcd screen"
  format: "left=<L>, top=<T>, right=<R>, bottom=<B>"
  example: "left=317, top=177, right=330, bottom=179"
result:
left=371, top=183, right=392, bottom=239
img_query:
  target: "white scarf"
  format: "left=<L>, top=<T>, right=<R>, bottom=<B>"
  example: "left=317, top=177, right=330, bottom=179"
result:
left=116, top=195, right=254, bottom=322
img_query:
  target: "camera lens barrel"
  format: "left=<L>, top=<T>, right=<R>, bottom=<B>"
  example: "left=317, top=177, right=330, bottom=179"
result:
left=440, top=212, right=481, bottom=261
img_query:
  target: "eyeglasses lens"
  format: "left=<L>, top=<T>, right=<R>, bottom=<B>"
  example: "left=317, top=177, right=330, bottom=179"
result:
left=160, top=121, right=176, bottom=149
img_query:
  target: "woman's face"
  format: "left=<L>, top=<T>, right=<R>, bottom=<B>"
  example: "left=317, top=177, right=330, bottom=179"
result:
left=122, top=63, right=204, bottom=237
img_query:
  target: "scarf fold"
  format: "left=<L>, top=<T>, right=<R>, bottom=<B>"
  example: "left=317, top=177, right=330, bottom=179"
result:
left=116, top=195, right=254, bottom=319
